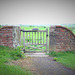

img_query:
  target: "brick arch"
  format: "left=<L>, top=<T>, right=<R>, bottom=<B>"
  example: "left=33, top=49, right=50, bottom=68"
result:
left=56, top=25, right=75, bottom=38
left=0, top=26, right=13, bottom=30
left=49, top=25, right=75, bottom=52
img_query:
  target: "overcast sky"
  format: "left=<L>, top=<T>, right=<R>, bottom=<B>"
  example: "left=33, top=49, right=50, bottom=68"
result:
left=0, top=0, right=75, bottom=25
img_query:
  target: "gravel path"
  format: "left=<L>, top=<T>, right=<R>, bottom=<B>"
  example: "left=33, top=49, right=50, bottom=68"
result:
left=31, top=57, right=75, bottom=75
left=12, top=56, right=75, bottom=75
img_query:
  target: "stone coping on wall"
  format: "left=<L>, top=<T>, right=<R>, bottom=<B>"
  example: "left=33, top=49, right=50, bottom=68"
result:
left=56, top=25, right=75, bottom=38
left=0, top=26, right=13, bottom=30
left=0, top=26, right=21, bottom=31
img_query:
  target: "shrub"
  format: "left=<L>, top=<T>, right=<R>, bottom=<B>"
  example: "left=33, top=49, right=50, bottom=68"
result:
left=44, top=26, right=46, bottom=28
left=10, top=46, right=24, bottom=60
left=0, top=46, right=24, bottom=61
left=53, top=57, right=57, bottom=61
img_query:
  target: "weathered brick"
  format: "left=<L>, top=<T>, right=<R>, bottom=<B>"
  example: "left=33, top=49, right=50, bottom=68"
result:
left=49, top=26, right=75, bottom=52
left=0, top=26, right=21, bottom=48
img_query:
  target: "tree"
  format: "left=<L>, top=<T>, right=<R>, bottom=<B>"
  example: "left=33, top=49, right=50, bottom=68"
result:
left=68, top=27, right=73, bottom=32
left=0, top=25, right=2, bottom=28
left=0, top=25, right=4, bottom=28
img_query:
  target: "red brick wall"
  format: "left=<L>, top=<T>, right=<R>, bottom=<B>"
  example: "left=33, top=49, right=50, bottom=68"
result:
left=0, top=26, right=13, bottom=47
left=49, top=26, right=75, bottom=52
left=56, top=26, right=75, bottom=52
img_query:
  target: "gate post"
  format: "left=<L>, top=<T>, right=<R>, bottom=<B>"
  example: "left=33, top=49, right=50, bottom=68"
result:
left=49, top=26, right=50, bottom=52
left=23, top=28, right=25, bottom=51
left=49, top=26, right=56, bottom=52
left=46, top=28, right=48, bottom=53
left=19, top=27, right=21, bottom=46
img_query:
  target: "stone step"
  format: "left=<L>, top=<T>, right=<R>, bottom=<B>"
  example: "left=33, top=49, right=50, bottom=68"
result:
left=25, top=53, right=49, bottom=57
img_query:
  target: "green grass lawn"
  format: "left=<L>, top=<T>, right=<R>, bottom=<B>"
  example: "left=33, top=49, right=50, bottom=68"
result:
left=48, top=51, right=75, bottom=70
left=0, top=46, right=33, bottom=75
left=0, top=63, right=32, bottom=75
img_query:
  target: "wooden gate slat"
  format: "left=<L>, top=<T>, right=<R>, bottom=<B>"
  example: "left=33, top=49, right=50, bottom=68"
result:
left=32, top=32, right=33, bottom=43
left=25, top=45, right=46, bottom=49
left=26, top=32, right=27, bottom=43
left=24, top=43, right=46, bottom=45
left=40, top=32, right=42, bottom=44
left=21, top=30, right=46, bottom=32
left=43, top=32, right=44, bottom=44
left=35, top=32, right=36, bottom=44
left=38, top=32, right=39, bottom=44
left=29, top=32, right=30, bottom=43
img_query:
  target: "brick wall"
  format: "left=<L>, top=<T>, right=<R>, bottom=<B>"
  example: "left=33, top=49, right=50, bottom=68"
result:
left=49, top=26, right=75, bottom=52
left=0, top=26, right=75, bottom=51
left=0, top=26, right=21, bottom=48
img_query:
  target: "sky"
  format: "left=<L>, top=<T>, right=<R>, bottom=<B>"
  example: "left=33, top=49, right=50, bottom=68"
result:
left=0, top=0, right=75, bottom=25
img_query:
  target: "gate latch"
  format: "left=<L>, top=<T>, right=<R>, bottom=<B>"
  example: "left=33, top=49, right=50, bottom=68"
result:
left=46, top=34, right=48, bottom=36
left=32, top=28, right=38, bottom=31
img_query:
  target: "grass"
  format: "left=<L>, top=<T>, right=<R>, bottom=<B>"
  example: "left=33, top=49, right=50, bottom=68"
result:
left=0, top=46, right=33, bottom=75
left=73, top=30, right=75, bottom=34
left=0, top=46, right=24, bottom=62
left=67, top=27, right=75, bottom=34
left=48, top=51, right=75, bottom=70
left=0, top=63, right=32, bottom=75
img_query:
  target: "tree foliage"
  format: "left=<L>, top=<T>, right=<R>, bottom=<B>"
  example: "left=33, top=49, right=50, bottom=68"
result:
left=0, top=25, right=3, bottom=28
